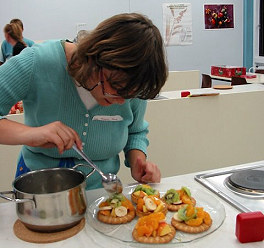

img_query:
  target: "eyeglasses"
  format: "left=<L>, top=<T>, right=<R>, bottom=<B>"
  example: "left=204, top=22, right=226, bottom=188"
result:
left=99, top=69, right=121, bottom=98
left=85, top=69, right=122, bottom=99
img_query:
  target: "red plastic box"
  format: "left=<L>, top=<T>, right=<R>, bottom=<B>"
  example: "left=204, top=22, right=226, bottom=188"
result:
left=211, top=65, right=246, bottom=78
left=181, top=91, right=190, bottom=97
left=240, top=74, right=257, bottom=79
left=236, top=212, right=264, bottom=243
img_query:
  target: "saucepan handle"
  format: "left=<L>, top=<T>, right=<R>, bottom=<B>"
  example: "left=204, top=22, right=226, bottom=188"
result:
left=0, top=191, right=35, bottom=206
left=73, top=163, right=96, bottom=179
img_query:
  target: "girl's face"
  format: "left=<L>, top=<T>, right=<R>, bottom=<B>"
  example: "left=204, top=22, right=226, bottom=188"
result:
left=4, top=33, right=10, bottom=43
left=88, top=68, right=126, bottom=106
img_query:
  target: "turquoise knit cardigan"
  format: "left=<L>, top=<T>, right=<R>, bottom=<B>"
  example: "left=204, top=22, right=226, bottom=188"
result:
left=0, top=40, right=149, bottom=189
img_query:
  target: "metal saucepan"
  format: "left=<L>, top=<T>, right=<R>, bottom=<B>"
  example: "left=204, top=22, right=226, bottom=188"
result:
left=0, top=164, right=95, bottom=232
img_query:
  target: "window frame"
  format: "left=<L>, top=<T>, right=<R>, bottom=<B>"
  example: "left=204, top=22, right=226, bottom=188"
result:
left=259, top=0, right=264, bottom=56
left=253, top=0, right=264, bottom=65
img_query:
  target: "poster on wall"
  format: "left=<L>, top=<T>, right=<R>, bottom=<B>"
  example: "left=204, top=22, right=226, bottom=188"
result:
left=204, top=4, right=234, bottom=30
left=163, top=3, right=192, bottom=46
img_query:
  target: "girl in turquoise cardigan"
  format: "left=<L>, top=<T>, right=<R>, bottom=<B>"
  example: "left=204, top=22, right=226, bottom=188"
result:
left=0, top=13, right=168, bottom=190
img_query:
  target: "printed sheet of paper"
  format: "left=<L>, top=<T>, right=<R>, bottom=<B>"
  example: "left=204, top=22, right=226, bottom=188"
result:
left=163, top=3, right=192, bottom=46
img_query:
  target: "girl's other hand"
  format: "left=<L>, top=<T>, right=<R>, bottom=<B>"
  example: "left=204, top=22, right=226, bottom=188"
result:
left=131, top=157, right=161, bottom=183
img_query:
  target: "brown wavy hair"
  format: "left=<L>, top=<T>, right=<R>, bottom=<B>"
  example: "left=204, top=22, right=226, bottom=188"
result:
left=68, top=13, right=168, bottom=99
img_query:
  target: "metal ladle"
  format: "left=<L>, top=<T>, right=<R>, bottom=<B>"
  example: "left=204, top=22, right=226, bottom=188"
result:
left=72, top=144, right=123, bottom=194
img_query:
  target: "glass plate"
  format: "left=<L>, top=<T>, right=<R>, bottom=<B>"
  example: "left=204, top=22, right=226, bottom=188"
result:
left=87, top=183, right=226, bottom=246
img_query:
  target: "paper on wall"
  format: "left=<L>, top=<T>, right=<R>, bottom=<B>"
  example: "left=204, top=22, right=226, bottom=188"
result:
left=163, top=3, right=192, bottom=46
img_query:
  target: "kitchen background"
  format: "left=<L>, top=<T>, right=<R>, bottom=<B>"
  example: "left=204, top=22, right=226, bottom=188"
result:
left=1, top=0, right=263, bottom=187
left=0, top=0, right=243, bottom=75
left=0, top=3, right=264, bottom=246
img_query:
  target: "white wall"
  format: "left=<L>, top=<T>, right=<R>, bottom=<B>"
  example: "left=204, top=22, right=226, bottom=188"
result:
left=118, top=85, right=264, bottom=184
left=130, top=0, right=243, bottom=74
left=0, top=0, right=243, bottom=74
left=2, top=86, right=264, bottom=187
left=0, top=0, right=129, bottom=41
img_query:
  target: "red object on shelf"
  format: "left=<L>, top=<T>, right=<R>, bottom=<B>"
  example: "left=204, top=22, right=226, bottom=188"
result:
left=181, top=91, right=190, bottom=97
left=235, top=212, right=264, bottom=243
left=211, top=65, right=246, bottom=78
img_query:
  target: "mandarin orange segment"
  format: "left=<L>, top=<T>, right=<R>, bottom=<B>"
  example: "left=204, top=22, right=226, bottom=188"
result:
left=136, top=212, right=168, bottom=237
left=138, top=191, right=146, bottom=198
left=147, top=219, right=159, bottom=230
left=185, top=217, right=203, bottom=226
left=196, top=207, right=205, bottom=218
left=99, top=201, right=109, bottom=208
left=177, top=190, right=184, bottom=198
left=137, top=198, right=144, bottom=211
left=99, top=210, right=111, bottom=216
left=121, top=200, right=134, bottom=211
left=204, top=211, right=212, bottom=225
left=186, top=205, right=195, bottom=217
left=137, top=225, right=153, bottom=237
left=152, top=212, right=165, bottom=221
left=137, top=212, right=165, bottom=227
left=182, top=195, right=192, bottom=204
left=137, top=225, right=148, bottom=237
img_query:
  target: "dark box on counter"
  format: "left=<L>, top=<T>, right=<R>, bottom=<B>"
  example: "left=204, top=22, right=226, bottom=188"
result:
left=211, top=65, right=246, bottom=78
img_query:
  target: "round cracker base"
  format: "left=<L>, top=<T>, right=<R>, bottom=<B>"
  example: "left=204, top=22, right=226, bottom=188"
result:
left=132, top=225, right=176, bottom=244
left=171, top=218, right=212, bottom=233
left=162, top=197, right=196, bottom=212
left=97, top=209, right=135, bottom=224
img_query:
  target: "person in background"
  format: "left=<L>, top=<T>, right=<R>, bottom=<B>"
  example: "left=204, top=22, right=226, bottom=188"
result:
left=0, top=18, right=34, bottom=65
left=3, top=23, right=26, bottom=116
left=0, top=13, right=167, bottom=190
left=0, top=44, right=3, bottom=63
left=3, top=23, right=26, bottom=56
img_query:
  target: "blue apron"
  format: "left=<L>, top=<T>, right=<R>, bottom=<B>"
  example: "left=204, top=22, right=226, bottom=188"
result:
left=15, top=155, right=75, bottom=178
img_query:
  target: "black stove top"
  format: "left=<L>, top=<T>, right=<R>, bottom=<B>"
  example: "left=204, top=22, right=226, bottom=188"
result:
left=229, top=169, right=264, bottom=191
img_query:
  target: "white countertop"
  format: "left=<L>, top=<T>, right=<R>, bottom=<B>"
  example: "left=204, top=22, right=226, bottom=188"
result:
left=157, top=83, right=264, bottom=100
left=0, top=163, right=263, bottom=248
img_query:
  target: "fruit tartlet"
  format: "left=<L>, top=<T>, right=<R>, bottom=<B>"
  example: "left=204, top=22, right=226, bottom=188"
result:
left=162, top=187, right=196, bottom=211
left=132, top=212, right=176, bottom=244
left=131, top=184, right=160, bottom=204
left=97, top=193, right=135, bottom=224
left=171, top=204, right=212, bottom=233
left=136, top=195, right=167, bottom=217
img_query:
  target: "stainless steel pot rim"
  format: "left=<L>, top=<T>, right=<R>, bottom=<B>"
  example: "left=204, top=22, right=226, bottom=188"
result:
left=14, top=167, right=85, bottom=179
left=12, top=167, right=86, bottom=196
left=13, top=181, right=86, bottom=196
